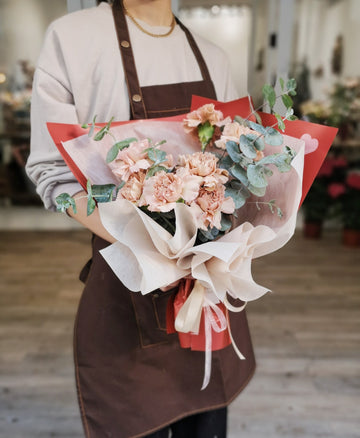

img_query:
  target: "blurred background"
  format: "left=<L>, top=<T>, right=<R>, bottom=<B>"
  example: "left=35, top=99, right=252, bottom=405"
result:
left=0, top=1, right=359, bottom=437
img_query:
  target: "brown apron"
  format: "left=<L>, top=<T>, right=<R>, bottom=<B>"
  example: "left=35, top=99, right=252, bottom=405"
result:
left=74, top=2, right=255, bottom=437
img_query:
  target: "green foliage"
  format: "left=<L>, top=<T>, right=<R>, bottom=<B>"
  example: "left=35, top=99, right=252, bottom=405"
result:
left=86, top=180, right=118, bottom=216
left=239, top=134, right=258, bottom=159
left=225, top=187, right=247, bottom=209
left=220, top=215, right=232, bottom=232
left=264, top=127, right=283, bottom=146
left=56, top=193, right=77, bottom=214
left=302, top=178, right=330, bottom=223
left=106, top=137, right=138, bottom=163
left=198, top=121, right=215, bottom=151
left=247, top=164, right=269, bottom=188
left=262, top=84, right=276, bottom=111
left=257, top=149, right=293, bottom=173
left=226, top=141, right=242, bottom=163
left=94, top=117, right=114, bottom=141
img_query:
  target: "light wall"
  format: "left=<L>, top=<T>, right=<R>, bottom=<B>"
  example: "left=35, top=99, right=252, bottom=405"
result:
left=295, top=0, right=360, bottom=101
left=179, top=6, right=252, bottom=98
left=0, top=0, right=68, bottom=74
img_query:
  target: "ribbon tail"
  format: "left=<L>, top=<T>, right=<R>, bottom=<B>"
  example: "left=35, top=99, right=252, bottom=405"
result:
left=201, top=307, right=212, bottom=390
left=226, top=309, right=246, bottom=361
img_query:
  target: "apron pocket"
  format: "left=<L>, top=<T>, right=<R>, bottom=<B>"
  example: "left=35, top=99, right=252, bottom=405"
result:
left=130, top=290, right=176, bottom=348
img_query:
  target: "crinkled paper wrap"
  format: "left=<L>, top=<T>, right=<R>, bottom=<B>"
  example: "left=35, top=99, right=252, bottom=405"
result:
left=61, top=120, right=305, bottom=304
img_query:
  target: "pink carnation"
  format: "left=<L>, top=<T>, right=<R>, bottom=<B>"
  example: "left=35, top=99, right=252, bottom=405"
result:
left=118, top=171, right=145, bottom=203
left=141, top=170, right=201, bottom=212
left=111, top=139, right=151, bottom=182
left=190, top=185, right=235, bottom=230
left=179, top=152, right=218, bottom=177
left=183, top=104, right=225, bottom=134
left=328, top=183, right=346, bottom=199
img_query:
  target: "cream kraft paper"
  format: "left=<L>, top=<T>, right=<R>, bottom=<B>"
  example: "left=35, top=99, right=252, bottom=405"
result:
left=61, top=120, right=305, bottom=304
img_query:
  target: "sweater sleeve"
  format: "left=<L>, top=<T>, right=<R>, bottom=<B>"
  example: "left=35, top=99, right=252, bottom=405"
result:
left=26, top=28, right=82, bottom=211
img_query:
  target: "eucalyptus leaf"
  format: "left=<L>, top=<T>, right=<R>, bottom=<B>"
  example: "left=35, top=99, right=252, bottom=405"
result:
left=94, top=117, right=114, bottom=141
left=91, top=184, right=116, bottom=203
left=106, top=137, right=137, bottom=163
left=226, top=141, right=242, bottom=163
left=210, top=227, right=220, bottom=238
left=94, top=126, right=107, bottom=141
left=106, top=144, right=121, bottom=163
left=115, top=181, right=125, bottom=197
left=225, top=187, right=247, bottom=209
left=86, top=180, right=92, bottom=197
left=88, top=115, right=97, bottom=137
left=254, top=111, right=263, bottom=125
left=264, top=128, right=283, bottom=146
left=282, top=94, right=293, bottom=109
left=285, top=107, right=294, bottom=119
left=199, top=228, right=216, bottom=241
left=247, top=164, right=268, bottom=188
left=87, top=197, right=96, bottom=216
left=230, top=164, right=249, bottom=186
left=274, top=113, right=286, bottom=131
left=218, top=155, right=233, bottom=170
left=239, top=135, right=258, bottom=159
left=147, top=147, right=157, bottom=162
left=248, top=121, right=267, bottom=135
left=286, top=78, right=297, bottom=96
left=220, top=215, right=232, bottom=232
left=262, top=84, right=276, bottom=109
left=146, top=165, right=169, bottom=178
left=248, top=184, right=267, bottom=197
left=245, top=133, right=265, bottom=151
left=55, top=193, right=77, bottom=214
left=234, top=115, right=246, bottom=126
left=279, top=77, right=285, bottom=91
left=257, top=152, right=292, bottom=172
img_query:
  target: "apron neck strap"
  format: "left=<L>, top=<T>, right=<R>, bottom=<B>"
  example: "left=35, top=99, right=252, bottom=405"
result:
left=112, top=0, right=148, bottom=119
left=112, top=1, right=215, bottom=119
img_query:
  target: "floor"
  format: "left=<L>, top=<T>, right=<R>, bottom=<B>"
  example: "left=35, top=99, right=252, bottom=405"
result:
left=0, top=227, right=359, bottom=438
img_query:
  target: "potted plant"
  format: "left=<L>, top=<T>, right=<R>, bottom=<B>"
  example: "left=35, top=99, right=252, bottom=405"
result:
left=331, top=170, right=360, bottom=247
left=302, top=177, right=330, bottom=238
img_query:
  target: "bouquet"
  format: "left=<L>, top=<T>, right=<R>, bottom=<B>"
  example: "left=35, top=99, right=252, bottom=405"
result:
left=49, top=81, right=337, bottom=388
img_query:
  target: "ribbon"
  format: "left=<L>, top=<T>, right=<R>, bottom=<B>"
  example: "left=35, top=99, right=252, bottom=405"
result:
left=170, top=279, right=247, bottom=389
left=201, top=297, right=228, bottom=390
left=174, top=280, right=205, bottom=334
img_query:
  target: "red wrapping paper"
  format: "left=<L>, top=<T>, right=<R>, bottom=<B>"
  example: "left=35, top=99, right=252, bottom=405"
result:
left=166, top=279, right=232, bottom=351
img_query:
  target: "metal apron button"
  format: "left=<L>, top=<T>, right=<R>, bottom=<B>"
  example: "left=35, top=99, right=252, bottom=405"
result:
left=132, top=94, right=142, bottom=102
left=121, top=40, right=130, bottom=48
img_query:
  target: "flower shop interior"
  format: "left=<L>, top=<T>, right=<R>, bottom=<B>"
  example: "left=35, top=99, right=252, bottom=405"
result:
left=0, top=0, right=359, bottom=437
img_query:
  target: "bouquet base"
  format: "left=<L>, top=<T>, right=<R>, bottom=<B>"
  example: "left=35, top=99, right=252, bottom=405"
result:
left=166, top=279, right=232, bottom=351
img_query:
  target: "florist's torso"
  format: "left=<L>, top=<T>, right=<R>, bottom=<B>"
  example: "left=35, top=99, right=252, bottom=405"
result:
left=28, top=2, right=255, bottom=437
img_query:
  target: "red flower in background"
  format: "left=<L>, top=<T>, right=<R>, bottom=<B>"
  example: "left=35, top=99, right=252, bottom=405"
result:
left=332, top=156, right=348, bottom=168
left=328, top=183, right=346, bottom=199
left=346, top=172, right=360, bottom=190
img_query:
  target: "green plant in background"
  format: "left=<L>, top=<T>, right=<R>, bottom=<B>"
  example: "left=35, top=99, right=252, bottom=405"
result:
left=302, top=178, right=331, bottom=224
left=329, top=170, right=360, bottom=231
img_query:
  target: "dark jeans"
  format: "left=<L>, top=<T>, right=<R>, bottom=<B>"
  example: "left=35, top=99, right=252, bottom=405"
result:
left=146, top=407, right=227, bottom=438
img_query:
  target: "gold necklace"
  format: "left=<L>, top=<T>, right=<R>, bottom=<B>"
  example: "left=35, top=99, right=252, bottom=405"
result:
left=123, top=2, right=176, bottom=38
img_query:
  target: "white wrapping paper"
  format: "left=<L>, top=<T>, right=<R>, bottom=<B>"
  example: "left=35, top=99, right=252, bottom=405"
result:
left=62, top=120, right=305, bottom=304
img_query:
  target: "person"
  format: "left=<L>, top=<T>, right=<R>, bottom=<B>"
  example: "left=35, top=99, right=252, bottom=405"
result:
left=26, top=1, right=256, bottom=437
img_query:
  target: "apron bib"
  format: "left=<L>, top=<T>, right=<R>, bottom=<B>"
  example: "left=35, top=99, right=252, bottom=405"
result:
left=74, top=2, right=255, bottom=437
